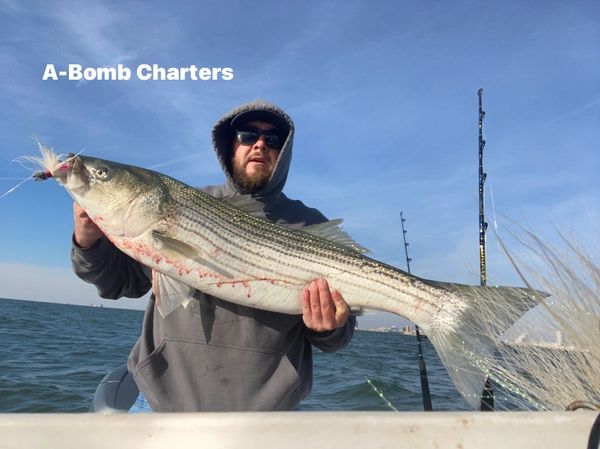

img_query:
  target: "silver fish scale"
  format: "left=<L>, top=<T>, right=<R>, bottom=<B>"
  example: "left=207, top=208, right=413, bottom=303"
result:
left=153, top=174, right=450, bottom=324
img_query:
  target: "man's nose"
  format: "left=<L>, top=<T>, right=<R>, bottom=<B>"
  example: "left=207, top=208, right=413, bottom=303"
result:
left=252, top=135, right=268, bottom=149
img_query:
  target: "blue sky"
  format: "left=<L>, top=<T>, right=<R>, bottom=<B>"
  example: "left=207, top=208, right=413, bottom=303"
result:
left=0, top=0, right=598, bottom=328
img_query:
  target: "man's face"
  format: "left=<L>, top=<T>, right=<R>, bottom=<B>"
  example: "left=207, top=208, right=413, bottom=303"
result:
left=231, top=120, right=282, bottom=193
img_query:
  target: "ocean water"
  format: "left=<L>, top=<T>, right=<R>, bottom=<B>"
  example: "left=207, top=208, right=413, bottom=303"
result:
left=0, top=298, right=469, bottom=412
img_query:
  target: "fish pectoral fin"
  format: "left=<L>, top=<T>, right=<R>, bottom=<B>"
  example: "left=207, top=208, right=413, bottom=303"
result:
left=152, top=269, right=194, bottom=318
left=304, top=219, right=370, bottom=254
left=151, top=230, right=199, bottom=259
left=151, top=230, right=234, bottom=279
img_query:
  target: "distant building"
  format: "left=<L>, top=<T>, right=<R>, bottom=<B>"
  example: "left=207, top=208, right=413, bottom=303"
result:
left=402, top=325, right=416, bottom=336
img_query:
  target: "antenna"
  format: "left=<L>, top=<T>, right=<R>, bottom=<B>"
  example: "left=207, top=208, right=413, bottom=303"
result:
left=400, top=211, right=432, bottom=411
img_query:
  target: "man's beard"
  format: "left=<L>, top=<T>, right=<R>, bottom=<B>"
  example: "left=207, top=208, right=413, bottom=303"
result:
left=231, top=160, right=272, bottom=194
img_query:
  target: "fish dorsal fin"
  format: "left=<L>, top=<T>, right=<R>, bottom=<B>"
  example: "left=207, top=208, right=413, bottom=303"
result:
left=221, top=195, right=369, bottom=253
left=221, top=194, right=254, bottom=210
left=221, top=194, right=268, bottom=219
left=304, top=219, right=370, bottom=254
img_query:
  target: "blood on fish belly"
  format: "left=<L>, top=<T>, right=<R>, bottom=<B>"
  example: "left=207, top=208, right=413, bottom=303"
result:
left=214, top=278, right=287, bottom=299
left=117, top=238, right=231, bottom=283
left=222, top=280, right=253, bottom=298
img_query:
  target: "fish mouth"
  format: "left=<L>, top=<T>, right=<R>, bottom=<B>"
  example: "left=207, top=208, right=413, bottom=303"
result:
left=50, top=154, right=87, bottom=186
left=48, top=154, right=79, bottom=181
left=68, top=156, right=92, bottom=190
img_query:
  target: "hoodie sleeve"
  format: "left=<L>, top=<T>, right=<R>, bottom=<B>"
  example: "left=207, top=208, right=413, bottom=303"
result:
left=71, top=235, right=152, bottom=299
left=304, top=315, right=356, bottom=352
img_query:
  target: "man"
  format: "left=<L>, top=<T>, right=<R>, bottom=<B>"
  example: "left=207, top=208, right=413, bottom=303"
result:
left=72, top=100, right=356, bottom=412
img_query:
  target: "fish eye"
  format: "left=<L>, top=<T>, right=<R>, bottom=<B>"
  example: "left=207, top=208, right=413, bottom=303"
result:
left=94, top=167, right=109, bottom=178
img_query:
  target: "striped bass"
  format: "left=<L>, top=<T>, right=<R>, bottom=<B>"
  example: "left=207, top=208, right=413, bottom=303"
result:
left=31, top=145, right=541, bottom=409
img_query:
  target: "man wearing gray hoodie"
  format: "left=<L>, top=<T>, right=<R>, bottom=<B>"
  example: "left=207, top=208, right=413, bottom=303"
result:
left=72, top=100, right=356, bottom=412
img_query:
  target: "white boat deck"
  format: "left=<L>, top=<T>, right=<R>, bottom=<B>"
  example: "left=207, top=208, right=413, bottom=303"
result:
left=0, top=411, right=597, bottom=449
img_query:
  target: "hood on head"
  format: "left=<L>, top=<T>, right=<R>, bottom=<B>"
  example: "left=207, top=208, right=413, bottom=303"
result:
left=211, top=99, right=295, bottom=200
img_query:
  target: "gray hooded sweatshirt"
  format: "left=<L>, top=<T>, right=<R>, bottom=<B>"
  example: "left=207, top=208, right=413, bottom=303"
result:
left=71, top=100, right=355, bottom=411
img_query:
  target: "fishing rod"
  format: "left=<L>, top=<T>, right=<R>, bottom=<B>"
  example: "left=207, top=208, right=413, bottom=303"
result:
left=400, top=211, right=432, bottom=411
left=478, top=88, right=488, bottom=288
left=478, top=88, right=494, bottom=411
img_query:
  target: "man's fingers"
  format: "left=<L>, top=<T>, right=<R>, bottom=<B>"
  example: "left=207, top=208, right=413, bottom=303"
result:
left=309, top=280, right=322, bottom=321
left=73, top=202, right=103, bottom=248
left=332, top=289, right=350, bottom=325
left=301, top=288, right=312, bottom=328
left=317, top=278, right=335, bottom=329
left=73, top=203, right=91, bottom=221
left=302, top=279, right=350, bottom=332
left=73, top=202, right=85, bottom=216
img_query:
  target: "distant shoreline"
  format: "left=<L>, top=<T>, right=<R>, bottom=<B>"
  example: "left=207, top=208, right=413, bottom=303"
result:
left=0, top=296, right=144, bottom=312
left=356, top=328, right=426, bottom=338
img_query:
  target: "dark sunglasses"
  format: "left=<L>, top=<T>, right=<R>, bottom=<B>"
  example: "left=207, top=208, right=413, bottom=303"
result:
left=236, top=127, right=283, bottom=150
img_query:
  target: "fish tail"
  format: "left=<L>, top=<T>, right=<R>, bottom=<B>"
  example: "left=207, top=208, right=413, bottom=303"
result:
left=425, top=281, right=544, bottom=409
left=428, top=322, right=495, bottom=409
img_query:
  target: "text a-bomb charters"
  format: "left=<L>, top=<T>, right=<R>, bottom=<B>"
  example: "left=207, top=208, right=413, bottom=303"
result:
left=42, top=63, right=234, bottom=81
